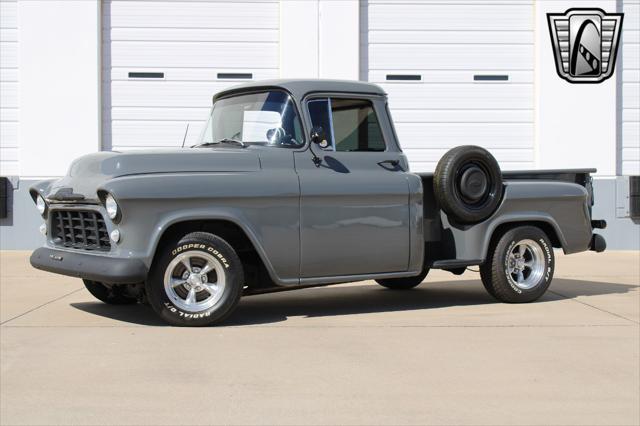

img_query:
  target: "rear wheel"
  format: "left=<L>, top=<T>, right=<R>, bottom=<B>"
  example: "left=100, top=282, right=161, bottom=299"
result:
left=480, top=226, right=554, bottom=303
left=376, top=268, right=429, bottom=290
left=83, top=280, right=138, bottom=305
left=146, top=232, right=244, bottom=326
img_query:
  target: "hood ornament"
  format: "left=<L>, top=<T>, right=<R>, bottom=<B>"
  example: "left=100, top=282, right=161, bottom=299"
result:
left=48, top=187, right=85, bottom=202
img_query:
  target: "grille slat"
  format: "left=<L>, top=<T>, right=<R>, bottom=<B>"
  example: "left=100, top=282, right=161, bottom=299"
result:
left=51, top=210, right=111, bottom=251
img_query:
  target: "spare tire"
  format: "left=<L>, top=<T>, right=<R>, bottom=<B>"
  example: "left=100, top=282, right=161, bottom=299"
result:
left=434, top=145, right=503, bottom=224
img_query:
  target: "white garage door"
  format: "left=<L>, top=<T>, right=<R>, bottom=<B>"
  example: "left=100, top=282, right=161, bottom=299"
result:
left=622, top=0, right=639, bottom=176
left=102, top=0, right=280, bottom=151
left=361, top=0, right=535, bottom=172
left=0, top=0, right=18, bottom=176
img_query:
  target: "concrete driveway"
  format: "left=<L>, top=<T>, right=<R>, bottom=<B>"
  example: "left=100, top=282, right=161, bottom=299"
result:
left=1, top=250, right=638, bottom=425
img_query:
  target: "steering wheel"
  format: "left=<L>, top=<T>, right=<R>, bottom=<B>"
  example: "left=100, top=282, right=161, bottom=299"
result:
left=266, top=127, right=288, bottom=145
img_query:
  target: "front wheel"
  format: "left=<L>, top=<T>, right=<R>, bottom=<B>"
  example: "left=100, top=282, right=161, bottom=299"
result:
left=146, top=232, right=244, bottom=326
left=375, top=268, right=429, bottom=290
left=480, top=226, right=554, bottom=303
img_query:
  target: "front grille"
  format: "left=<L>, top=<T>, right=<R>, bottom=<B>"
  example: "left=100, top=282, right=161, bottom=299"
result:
left=51, top=210, right=111, bottom=251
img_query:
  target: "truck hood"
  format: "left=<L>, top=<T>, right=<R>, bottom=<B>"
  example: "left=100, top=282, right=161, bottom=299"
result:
left=40, top=149, right=261, bottom=202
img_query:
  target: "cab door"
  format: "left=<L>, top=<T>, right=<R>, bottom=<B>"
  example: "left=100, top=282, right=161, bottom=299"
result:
left=294, top=96, right=411, bottom=278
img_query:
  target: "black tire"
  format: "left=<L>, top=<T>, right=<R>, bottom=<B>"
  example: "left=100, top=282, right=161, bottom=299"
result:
left=376, top=268, right=429, bottom=290
left=83, top=280, right=138, bottom=305
left=434, top=145, right=503, bottom=224
left=146, top=232, right=244, bottom=326
left=480, top=226, right=554, bottom=303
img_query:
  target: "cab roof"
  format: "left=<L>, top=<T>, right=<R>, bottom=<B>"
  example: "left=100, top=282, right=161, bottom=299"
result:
left=213, top=79, right=387, bottom=102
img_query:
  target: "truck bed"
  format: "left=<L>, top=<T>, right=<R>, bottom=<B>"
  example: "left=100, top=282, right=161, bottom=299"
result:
left=417, top=168, right=596, bottom=183
left=416, top=168, right=596, bottom=268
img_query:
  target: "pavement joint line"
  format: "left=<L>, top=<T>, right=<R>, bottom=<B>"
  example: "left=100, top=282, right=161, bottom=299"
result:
left=548, top=289, right=640, bottom=325
left=0, top=287, right=84, bottom=326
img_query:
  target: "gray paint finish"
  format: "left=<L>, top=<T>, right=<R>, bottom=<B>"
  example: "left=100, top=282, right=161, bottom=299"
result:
left=6, top=178, right=637, bottom=251
left=10, top=80, right=634, bottom=290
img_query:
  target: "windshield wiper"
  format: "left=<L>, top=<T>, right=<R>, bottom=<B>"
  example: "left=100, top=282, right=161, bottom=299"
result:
left=192, top=138, right=246, bottom=148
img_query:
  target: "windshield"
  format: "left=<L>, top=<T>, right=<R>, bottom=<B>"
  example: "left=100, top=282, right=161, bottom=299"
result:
left=198, top=91, right=304, bottom=148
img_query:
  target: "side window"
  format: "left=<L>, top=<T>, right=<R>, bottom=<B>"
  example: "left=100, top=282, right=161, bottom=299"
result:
left=331, top=99, right=385, bottom=152
left=307, top=98, right=334, bottom=149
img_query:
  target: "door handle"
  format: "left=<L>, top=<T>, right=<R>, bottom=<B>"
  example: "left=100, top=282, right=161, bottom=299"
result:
left=378, top=159, right=400, bottom=168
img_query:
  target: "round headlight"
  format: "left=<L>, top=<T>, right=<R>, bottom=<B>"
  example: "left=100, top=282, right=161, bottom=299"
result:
left=36, top=195, right=47, bottom=215
left=105, top=194, right=119, bottom=220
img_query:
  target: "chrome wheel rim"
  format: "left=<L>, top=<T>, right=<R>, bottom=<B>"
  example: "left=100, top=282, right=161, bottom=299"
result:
left=163, top=251, right=226, bottom=312
left=506, top=239, right=545, bottom=290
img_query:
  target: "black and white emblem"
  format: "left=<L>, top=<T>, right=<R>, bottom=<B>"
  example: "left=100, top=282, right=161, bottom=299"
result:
left=547, top=8, right=623, bottom=83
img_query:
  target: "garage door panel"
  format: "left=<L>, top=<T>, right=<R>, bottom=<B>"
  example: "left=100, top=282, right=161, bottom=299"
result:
left=621, top=1, right=639, bottom=176
left=108, top=1, right=278, bottom=29
left=0, top=146, right=18, bottom=161
left=624, top=3, right=639, bottom=30
left=368, top=3, right=533, bottom=31
left=623, top=83, right=639, bottom=110
left=0, top=28, right=17, bottom=42
left=366, top=30, right=533, bottom=45
left=0, top=82, right=16, bottom=108
left=0, top=42, right=17, bottom=69
left=368, top=70, right=533, bottom=84
left=403, top=147, right=533, bottom=162
left=108, top=41, right=278, bottom=68
left=109, top=107, right=211, bottom=121
left=623, top=109, right=640, bottom=123
left=109, top=81, right=248, bottom=108
left=623, top=122, right=640, bottom=148
left=107, top=27, right=279, bottom=43
left=0, top=0, right=17, bottom=176
left=396, top=123, right=533, bottom=149
left=390, top=109, right=532, bottom=124
left=108, top=120, right=207, bottom=149
left=103, top=0, right=279, bottom=150
left=107, top=67, right=278, bottom=81
left=384, top=84, right=533, bottom=110
left=622, top=148, right=640, bottom=175
left=623, top=70, right=639, bottom=84
left=0, top=122, right=17, bottom=148
left=364, top=1, right=535, bottom=171
left=0, top=68, right=17, bottom=83
left=0, top=2, right=17, bottom=28
left=402, top=149, right=533, bottom=173
left=623, top=29, right=640, bottom=46
left=622, top=43, right=639, bottom=70
left=369, top=44, right=533, bottom=70
left=0, top=108, right=17, bottom=122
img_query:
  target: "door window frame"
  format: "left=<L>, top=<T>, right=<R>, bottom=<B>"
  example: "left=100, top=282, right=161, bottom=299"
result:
left=303, top=93, right=389, bottom=153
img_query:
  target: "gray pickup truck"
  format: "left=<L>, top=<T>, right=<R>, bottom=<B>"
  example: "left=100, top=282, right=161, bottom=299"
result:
left=30, top=79, right=606, bottom=326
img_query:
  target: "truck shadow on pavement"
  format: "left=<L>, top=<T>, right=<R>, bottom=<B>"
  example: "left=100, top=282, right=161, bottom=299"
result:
left=70, top=278, right=638, bottom=327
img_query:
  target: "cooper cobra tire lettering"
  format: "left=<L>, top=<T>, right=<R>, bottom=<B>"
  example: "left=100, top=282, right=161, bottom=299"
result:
left=147, top=232, right=243, bottom=326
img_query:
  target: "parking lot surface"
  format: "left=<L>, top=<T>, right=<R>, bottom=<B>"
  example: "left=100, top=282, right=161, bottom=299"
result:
left=1, top=250, right=639, bottom=425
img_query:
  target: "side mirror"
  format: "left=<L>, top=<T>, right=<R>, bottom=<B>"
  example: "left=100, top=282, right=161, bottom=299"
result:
left=310, top=126, right=329, bottom=149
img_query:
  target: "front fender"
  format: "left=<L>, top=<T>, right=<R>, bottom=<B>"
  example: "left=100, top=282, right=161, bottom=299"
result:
left=98, top=171, right=301, bottom=285
left=146, top=208, right=290, bottom=285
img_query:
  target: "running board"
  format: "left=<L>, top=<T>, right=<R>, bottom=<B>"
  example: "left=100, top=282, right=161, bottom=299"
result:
left=430, top=259, right=483, bottom=269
